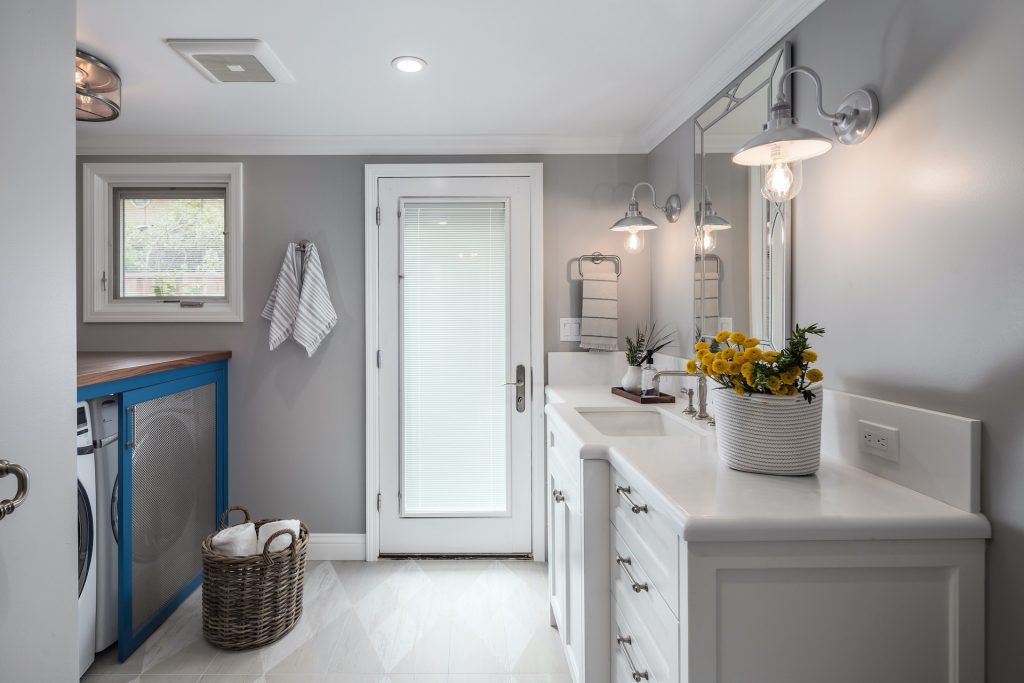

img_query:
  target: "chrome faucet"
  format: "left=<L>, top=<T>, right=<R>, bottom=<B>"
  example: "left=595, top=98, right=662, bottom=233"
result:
left=652, top=370, right=710, bottom=421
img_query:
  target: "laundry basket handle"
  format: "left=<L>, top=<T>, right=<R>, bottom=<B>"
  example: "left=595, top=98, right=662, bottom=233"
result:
left=262, top=529, right=299, bottom=565
left=219, top=505, right=252, bottom=530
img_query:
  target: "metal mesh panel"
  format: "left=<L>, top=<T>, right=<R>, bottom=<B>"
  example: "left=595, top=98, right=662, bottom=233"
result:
left=131, top=383, right=216, bottom=632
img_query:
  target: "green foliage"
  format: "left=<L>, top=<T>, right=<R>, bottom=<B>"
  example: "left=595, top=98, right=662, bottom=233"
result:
left=624, top=322, right=675, bottom=367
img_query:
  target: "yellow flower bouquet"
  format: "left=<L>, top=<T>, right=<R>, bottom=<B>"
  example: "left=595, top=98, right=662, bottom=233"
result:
left=688, top=323, right=825, bottom=404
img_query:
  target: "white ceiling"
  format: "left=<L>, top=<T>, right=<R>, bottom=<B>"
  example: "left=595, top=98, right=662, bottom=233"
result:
left=76, top=0, right=823, bottom=155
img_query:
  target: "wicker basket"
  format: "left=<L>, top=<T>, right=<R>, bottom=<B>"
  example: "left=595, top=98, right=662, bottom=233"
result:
left=201, top=505, right=309, bottom=650
left=712, top=388, right=824, bottom=476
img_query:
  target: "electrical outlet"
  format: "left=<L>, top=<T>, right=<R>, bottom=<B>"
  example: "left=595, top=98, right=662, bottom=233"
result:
left=858, top=419, right=900, bottom=463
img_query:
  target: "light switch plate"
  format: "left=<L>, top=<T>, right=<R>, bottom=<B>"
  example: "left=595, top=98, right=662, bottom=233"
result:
left=560, top=317, right=582, bottom=342
left=858, top=419, right=900, bottom=463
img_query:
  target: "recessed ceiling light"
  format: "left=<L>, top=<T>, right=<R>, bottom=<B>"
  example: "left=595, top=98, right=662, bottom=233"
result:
left=391, top=56, right=427, bottom=73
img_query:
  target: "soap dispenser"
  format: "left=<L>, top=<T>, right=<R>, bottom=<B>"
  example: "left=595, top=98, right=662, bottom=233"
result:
left=641, top=352, right=660, bottom=397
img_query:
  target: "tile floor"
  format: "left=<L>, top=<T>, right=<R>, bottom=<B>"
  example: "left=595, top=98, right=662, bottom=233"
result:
left=84, top=560, right=570, bottom=683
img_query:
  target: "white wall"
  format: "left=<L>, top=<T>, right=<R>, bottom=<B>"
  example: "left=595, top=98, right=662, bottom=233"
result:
left=76, top=154, right=649, bottom=533
left=0, top=1, right=79, bottom=679
left=649, top=0, right=1024, bottom=678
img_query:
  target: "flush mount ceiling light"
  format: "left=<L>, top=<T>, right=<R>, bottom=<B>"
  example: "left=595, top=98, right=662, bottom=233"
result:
left=391, top=56, right=427, bottom=73
left=732, top=66, right=878, bottom=202
left=609, top=182, right=682, bottom=255
left=75, top=49, right=121, bottom=122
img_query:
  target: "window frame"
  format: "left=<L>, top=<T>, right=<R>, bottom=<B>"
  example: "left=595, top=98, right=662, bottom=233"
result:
left=82, top=162, right=244, bottom=322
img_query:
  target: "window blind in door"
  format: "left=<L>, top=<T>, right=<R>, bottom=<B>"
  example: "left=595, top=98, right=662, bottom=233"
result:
left=400, top=201, right=509, bottom=515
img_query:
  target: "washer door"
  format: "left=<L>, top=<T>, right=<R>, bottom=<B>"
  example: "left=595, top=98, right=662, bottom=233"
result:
left=78, top=480, right=94, bottom=598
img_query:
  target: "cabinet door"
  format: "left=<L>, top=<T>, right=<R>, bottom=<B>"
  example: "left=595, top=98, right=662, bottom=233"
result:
left=118, top=368, right=227, bottom=660
left=549, top=465, right=569, bottom=640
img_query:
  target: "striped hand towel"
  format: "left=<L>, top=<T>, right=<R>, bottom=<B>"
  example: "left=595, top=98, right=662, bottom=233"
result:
left=262, top=244, right=302, bottom=351
left=579, top=271, right=619, bottom=351
left=262, top=242, right=338, bottom=356
left=292, top=243, right=338, bottom=357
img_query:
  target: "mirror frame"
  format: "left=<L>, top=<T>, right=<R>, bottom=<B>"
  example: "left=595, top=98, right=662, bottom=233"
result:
left=693, top=41, right=792, bottom=350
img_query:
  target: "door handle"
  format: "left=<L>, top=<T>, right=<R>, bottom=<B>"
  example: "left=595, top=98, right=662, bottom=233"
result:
left=505, top=364, right=527, bottom=413
left=0, top=460, right=29, bottom=521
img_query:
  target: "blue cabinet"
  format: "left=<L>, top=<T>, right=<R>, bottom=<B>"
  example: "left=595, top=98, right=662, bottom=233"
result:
left=77, top=359, right=228, bottom=660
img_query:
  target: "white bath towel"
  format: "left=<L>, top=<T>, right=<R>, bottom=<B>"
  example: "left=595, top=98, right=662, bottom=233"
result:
left=292, top=243, right=338, bottom=357
left=262, top=244, right=303, bottom=351
left=579, top=271, right=619, bottom=351
left=211, top=522, right=258, bottom=557
left=262, top=242, right=338, bottom=356
left=257, top=519, right=301, bottom=554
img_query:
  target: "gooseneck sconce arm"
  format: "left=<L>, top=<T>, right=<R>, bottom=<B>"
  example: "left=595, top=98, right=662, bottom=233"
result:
left=732, top=65, right=878, bottom=201
left=609, top=182, right=682, bottom=254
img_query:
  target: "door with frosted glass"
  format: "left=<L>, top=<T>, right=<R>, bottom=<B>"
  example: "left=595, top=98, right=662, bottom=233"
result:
left=378, top=176, right=533, bottom=555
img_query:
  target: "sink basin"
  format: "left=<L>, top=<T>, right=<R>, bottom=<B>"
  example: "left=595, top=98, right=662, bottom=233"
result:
left=577, top=408, right=701, bottom=437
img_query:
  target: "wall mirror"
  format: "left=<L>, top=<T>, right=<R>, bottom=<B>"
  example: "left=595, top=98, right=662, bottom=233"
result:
left=694, top=42, right=791, bottom=349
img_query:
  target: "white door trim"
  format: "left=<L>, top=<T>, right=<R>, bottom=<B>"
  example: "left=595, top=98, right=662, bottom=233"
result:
left=364, top=163, right=544, bottom=561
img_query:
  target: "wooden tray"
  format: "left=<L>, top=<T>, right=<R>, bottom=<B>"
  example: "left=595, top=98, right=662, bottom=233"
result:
left=611, top=387, right=676, bottom=404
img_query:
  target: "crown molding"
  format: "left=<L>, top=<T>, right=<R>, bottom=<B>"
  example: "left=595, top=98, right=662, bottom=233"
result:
left=76, top=133, right=648, bottom=156
left=636, top=0, right=826, bottom=151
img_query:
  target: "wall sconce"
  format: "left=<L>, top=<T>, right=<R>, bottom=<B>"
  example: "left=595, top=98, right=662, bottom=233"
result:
left=609, top=182, right=681, bottom=254
left=731, top=66, right=877, bottom=201
left=694, top=189, right=730, bottom=253
left=76, top=49, right=121, bottom=121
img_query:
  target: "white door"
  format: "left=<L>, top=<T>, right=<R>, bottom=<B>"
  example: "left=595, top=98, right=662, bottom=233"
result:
left=377, top=175, right=534, bottom=555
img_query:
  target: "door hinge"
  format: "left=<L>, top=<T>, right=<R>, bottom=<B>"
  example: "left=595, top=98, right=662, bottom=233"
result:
left=376, top=349, right=381, bottom=368
left=377, top=492, right=382, bottom=511
left=375, top=206, right=381, bottom=226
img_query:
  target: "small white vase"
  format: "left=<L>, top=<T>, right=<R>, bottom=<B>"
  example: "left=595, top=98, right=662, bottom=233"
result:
left=621, top=366, right=643, bottom=394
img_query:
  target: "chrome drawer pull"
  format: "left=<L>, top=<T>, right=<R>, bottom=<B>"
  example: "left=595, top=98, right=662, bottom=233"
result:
left=615, top=485, right=648, bottom=514
left=616, top=555, right=649, bottom=593
left=0, top=460, right=29, bottom=521
left=552, top=489, right=565, bottom=503
left=617, top=634, right=650, bottom=681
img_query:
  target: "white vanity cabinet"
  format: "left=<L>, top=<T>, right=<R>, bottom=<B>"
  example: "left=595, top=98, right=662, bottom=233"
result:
left=545, top=386, right=990, bottom=683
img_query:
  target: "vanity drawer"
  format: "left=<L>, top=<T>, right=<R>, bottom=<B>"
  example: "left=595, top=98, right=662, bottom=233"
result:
left=547, top=420, right=580, bottom=488
left=610, top=470, right=679, bottom=617
left=612, top=528, right=679, bottom=682
left=612, top=598, right=677, bottom=683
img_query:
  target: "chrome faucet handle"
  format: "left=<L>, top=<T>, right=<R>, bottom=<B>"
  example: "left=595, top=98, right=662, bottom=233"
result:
left=681, top=387, right=696, bottom=416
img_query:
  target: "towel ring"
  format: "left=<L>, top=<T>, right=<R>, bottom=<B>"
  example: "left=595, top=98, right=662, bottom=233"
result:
left=577, top=252, right=621, bottom=279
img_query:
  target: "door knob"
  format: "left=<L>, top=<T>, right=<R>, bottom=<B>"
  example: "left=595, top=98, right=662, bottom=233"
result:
left=0, top=460, right=29, bottom=521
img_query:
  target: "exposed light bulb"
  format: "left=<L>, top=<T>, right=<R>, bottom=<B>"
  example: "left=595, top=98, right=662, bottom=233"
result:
left=762, top=158, right=803, bottom=202
left=696, top=230, right=717, bottom=253
left=623, top=228, right=645, bottom=254
left=75, top=67, right=87, bottom=85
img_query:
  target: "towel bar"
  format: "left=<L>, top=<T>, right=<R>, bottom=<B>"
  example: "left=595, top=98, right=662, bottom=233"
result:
left=576, top=252, right=621, bottom=279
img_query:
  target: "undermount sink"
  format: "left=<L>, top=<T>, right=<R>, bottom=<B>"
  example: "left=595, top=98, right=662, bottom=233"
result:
left=576, top=407, right=702, bottom=437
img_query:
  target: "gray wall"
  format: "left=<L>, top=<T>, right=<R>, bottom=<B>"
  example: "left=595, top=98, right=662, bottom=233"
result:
left=649, top=0, right=1024, bottom=678
left=76, top=154, right=648, bottom=533
left=704, top=153, right=751, bottom=332
left=0, top=0, right=78, bottom=678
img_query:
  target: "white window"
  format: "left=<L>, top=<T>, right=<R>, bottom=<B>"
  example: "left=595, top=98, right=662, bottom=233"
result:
left=82, top=162, right=244, bottom=322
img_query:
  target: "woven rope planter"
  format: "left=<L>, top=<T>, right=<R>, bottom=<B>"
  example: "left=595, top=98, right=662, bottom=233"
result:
left=712, top=388, right=823, bottom=476
left=201, top=506, right=309, bottom=650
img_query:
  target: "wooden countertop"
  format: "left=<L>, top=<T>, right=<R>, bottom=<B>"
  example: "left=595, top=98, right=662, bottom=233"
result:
left=78, top=351, right=232, bottom=387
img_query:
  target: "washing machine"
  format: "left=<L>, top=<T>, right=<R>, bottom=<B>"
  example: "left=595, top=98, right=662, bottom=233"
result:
left=76, top=401, right=98, bottom=677
left=89, top=396, right=119, bottom=653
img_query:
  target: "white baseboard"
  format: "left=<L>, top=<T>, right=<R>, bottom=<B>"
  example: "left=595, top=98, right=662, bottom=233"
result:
left=307, top=533, right=367, bottom=561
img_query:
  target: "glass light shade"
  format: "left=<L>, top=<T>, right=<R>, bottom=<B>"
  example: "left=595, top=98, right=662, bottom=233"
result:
left=76, top=49, right=121, bottom=122
left=761, top=159, right=803, bottom=202
left=623, top=229, right=645, bottom=254
left=696, top=230, right=717, bottom=252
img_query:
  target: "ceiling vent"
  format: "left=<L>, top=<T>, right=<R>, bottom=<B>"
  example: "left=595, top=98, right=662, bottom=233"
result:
left=165, top=39, right=294, bottom=83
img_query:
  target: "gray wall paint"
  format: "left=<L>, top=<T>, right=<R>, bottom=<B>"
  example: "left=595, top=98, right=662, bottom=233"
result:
left=76, top=154, right=648, bottom=533
left=704, top=153, right=751, bottom=332
left=0, top=1, right=78, bottom=678
left=650, top=0, right=1024, bottom=678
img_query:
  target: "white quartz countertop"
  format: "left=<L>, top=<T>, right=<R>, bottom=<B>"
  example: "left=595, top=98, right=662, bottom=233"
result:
left=545, top=385, right=991, bottom=543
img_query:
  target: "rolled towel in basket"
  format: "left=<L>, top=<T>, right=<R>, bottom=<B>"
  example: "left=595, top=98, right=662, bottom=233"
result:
left=211, top=522, right=258, bottom=557
left=257, top=519, right=301, bottom=553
